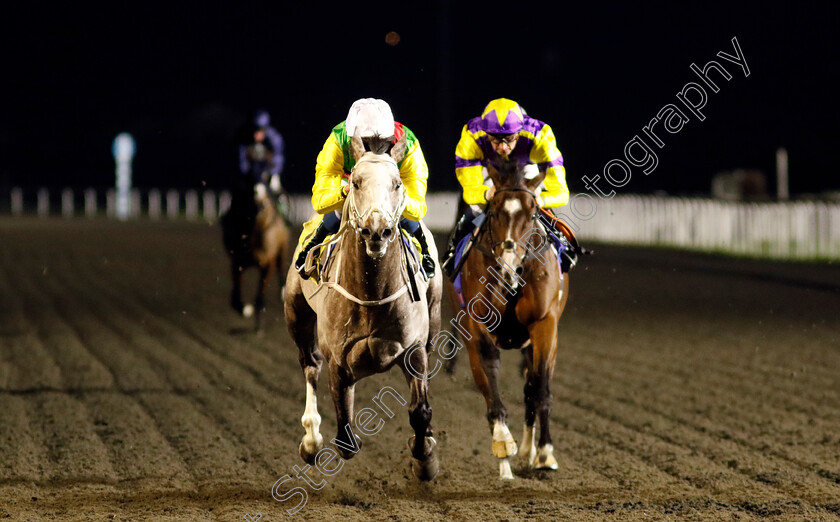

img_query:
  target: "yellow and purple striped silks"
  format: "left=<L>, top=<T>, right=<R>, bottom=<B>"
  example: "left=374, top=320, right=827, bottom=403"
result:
left=454, top=114, right=569, bottom=208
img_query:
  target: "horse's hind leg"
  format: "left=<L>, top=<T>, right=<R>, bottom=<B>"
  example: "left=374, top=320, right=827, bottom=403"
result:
left=275, top=230, right=290, bottom=294
left=519, top=344, right=538, bottom=466
left=466, top=331, right=517, bottom=479
left=401, top=345, right=439, bottom=481
left=253, top=263, right=274, bottom=332
left=285, top=275, right=324, bottom=464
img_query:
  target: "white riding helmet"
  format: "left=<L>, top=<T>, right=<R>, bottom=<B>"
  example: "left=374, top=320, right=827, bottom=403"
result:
left=346, top=98, right=395, bottom=139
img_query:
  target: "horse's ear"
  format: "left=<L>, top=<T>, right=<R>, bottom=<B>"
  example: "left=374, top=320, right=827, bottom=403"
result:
left=525, top=168, right=547, bottom=194
left=390, top=134, right=408, bottom=163
left=350, top=135, right=366, bottom=161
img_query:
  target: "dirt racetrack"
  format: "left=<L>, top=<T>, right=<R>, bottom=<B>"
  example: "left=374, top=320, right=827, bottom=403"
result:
left=1, top=217, right=839, bottom=521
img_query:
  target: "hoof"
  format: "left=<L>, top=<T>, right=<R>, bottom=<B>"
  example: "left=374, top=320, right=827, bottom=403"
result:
left=408, top=436, right=439, bottom=481
left=299, top=438, right=322, bottom=465
left=412, top=452, right=440, bottom=481
left=335, top=435, right=362, bottom=460
left=242, top=304, right=255, bottom=318
left=534, top=445, right=558, bottom=470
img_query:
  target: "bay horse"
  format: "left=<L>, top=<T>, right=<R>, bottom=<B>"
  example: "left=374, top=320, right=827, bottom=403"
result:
left=221, top=181, right=291, bottom=331
left=283, top=135, right=442, bottom=480
left=455, top=159, right=569, bottom=480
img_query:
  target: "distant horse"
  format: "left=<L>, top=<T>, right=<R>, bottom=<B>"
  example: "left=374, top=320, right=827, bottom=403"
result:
left=221, top=181, right=291, bottom=331
left=454, top=159, right=569, bottom=480
left=284, top=134, right=442, bottom=480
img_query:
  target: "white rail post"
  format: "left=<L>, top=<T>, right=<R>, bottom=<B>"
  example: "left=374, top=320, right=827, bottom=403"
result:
left=84, top=189, right=97, bottom=218
left=218, top=190, right=232, bottom=217
left=185, top=190, right=199, bottom=220
left=166, top=189, right=180, bottom=219
left=61, top=188, right=74, bottom=218
left=37, top=188, right=49, bottom=217
left=148, top=189, right=161, bottom=220
left=11, top=187, right=23, bottom=216
left=202, top=190, right=217, bottom=222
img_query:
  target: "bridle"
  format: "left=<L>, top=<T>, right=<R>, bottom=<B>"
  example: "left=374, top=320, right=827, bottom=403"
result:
left=345, top=155, right=406, bottom=243
left=302, top=154, right=417, bottom=307
left=477, top=187, right=547, bottom=267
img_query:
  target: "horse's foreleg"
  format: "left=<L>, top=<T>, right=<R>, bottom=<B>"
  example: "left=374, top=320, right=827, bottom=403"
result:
left=467, top=332, right=516, bottom=479
left=299, top=365, right=324, bottom=465
left=402, top=346, right=439, bottom=481
left=329, top=364, right=360, bottom=460
left=287, top=277, right=324, bottom=464
left=526, top=315, right=560, bottom=470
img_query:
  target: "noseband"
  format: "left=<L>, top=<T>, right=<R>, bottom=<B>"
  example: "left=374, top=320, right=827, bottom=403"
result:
left=480, top=187, right=545, bottom=265
left=345, top=155, right=406, bottom=242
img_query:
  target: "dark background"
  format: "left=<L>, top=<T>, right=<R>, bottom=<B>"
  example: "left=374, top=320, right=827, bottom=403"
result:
left=1, top=1, right=837, bottom=197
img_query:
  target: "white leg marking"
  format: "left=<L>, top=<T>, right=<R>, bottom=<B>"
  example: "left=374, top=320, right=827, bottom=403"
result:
left=519, top=425, right=537, bottom=465
left=300, top=382, right=323, bottom=455
left=491, top=420, right=518, bottom=459
left=535, top=443, right=558, bottom=470
left=242, top=304, right=255, bottom=318
left=499, top=458, right=514, bottom=480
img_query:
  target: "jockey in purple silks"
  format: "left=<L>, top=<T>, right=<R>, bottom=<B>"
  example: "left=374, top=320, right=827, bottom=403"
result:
left=240, top=109, right=285, bottom=194
left=440, top=98, right=575, bottom=278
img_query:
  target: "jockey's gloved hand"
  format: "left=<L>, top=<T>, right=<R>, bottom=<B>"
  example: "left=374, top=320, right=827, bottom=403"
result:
left=421, top=254, right=436, bottom=279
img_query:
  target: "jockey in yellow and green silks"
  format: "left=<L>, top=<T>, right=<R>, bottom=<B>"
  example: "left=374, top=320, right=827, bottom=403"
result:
left=441, top=98, right=571, bottom=276
left=295, top=98, right=436, bottom=279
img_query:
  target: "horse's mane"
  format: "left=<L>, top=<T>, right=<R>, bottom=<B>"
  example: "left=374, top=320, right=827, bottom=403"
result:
left=494, top=159, right=527, bottom=189
left=363, top=136, right=392, bottom=154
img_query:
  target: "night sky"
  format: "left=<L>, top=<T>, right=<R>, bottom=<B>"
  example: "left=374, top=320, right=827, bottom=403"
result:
left=2, top=2, right=838, bottom=198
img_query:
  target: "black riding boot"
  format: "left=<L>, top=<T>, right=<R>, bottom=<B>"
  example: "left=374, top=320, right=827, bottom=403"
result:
left=295, top=221, right=331, bottom=280
left=440, top=213, right=475, bottom=279
left=410, top=226, right=436, bottom=279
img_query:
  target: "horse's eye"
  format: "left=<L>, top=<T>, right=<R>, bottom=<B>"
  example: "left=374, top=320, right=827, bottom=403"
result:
left=395, top=181, right=402, bottom=190
left=353, top=182, right=359, bottom=189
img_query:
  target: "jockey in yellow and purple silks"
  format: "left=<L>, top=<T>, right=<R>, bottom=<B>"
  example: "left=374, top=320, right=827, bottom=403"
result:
left=440, top=98, right=571, bottom=277
left=294, top=98, right=436, bottom=279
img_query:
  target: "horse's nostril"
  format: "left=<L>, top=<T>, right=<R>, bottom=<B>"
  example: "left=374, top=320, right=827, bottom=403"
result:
left=382, top=228, right=392, bottom=238
left=360, top=228, right=371, bottom=237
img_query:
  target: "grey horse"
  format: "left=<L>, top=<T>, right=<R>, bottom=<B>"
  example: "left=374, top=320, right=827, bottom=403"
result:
left=284, top=134, right=442, bottom=481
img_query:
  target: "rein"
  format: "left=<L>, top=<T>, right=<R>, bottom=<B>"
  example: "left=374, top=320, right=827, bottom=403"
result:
left=478, top=187, right=549, bottom=265
left=346, top=156, right=407, bottom=240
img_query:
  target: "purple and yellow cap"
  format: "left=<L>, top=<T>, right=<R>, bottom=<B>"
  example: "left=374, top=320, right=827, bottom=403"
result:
left=479, top=98, right=525, bottom=134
